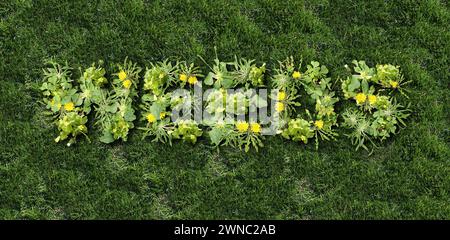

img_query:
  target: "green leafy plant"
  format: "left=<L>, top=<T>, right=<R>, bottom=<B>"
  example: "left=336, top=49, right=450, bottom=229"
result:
left=272, top=56, right=302, bottom=94
left=341, top=60, right=411, bottom=152
left=230, top=57, right=266, bottom=88
left=177, top=62, right=203, bottom=87
left=301, top=61, right=339, bottom=148
left=373, top=64, right=410, bottom=97
left=139, top=89, right=174, bottom=144
left=54, top=112, right=88, bottom=145
left=207, top=120, right=264, bottom=152
left=143, top=60, right=178, bottom=96
left=39, top=57, right=410, bottom=153
left=203, top=57, right=234, bottom=89
left=300, top=61, right=332, bottom=100
left=281, top=118, right=314, bottom=144
left=207, top=122, right=238, bottom=147
left=272, top=58, right=339, bottom=148
left=270, top=57, right=305, bottom=123
left=171, top=119, right=203, bottom=144
left=97, top=58, right=142, bottom=143
left=40, top=60, right=89, bottom=146
left=341, top=109, right=374, bottom=151
left=78, top=62, right=108, bottom=114
left=234, top=121, right=264, bottom=152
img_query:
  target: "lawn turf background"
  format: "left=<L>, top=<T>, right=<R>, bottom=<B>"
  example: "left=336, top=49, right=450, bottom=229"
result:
left=0, top=0, right=449, bottom=219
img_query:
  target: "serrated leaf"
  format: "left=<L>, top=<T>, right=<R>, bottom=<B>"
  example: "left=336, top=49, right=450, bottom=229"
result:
left=106, top=103, right=118, bottom=113
left=209, top=128, right=223, bottom=146
left=83, top=105, right=91, bottom=114
left=361, top=79, right=369, bottom=93
left=142, top=94, right=154, bottom=102
left=221, top=77, right=234, bottom=88
left=204, top=72, right=213, bottom=85
left=348, top=76, right=360, bottom=92
left=99, top=131, right=114, bottom=143
left=311, top=61, right=320, bottom=67
left=123, top=108, right=136, bottom=122
left=150, top=103, right=163, bottom=117
left=213, top=79, right=221, bottom=89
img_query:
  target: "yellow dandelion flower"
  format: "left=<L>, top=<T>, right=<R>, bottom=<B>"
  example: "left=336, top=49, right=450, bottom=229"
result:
left=118, top=71, right=127, bottom=81
left=188, top=76, right=198, bottom=85
left=250, top=123, right=261, bottom=133
left=236, top=121, right=249, bottom=133
left=355, top=93, right=367, bottom=105
left=123, top=79, right=132, bottom=89
left=292, top=71, right=301, bottom=79
left=368, top=95, right=377, bottom=105
left=64, top=102, right=75, bottom=111
left=277, top=91, right=286, bottom=101
left=146, top=113, right=156, bottom=123
left=275, top=102, right=285, bottom=112
left=179, top=74, right=188, bottom=82
left=390, top=80, right=398, bottom=88
left=314, top=120, right=324, bottom=130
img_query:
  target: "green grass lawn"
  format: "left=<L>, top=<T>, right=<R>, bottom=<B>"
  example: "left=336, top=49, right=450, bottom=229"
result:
left=0, top=0, right=449, bottom=219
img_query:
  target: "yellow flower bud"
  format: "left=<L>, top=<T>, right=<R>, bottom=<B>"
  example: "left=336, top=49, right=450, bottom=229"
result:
left=123, top=79, right=132, bottom=89
left=236, top=121, right=249, bottom=132
left=355, top=93, right=367, bottom=105
left=368, top=95, right=377, bottom=105
left=64, top=102, right=74, bottom=111
left=118, top=71, right=127, bottom=81
left=390, top=80, right=398, bottom=88
left=250, top=123, right=261, bottom=133
left=179, top=74, right=188, bottom=82
left=146, top=113, right=156, bottom=123
left=188, top=76, right=198, bottom=85
left=314, top=120, right=324, bottom=130
left=275, top=102, right=285, bottom=112
left=292, top=71, right=301, bottom=79
left=277, top=91, right=286, bottom=101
